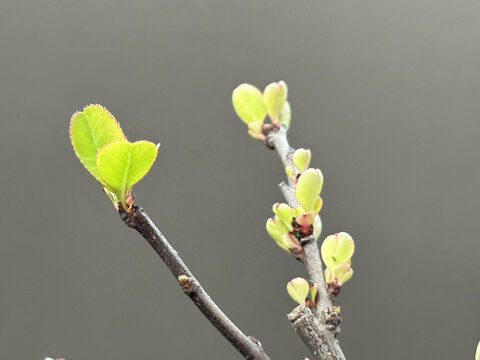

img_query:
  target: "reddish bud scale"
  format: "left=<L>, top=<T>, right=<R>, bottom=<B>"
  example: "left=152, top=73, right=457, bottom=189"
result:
left=291, top=217, right=314, bottom=239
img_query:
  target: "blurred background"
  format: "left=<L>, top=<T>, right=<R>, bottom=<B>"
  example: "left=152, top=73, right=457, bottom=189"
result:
left=1, top=1, right=479, bottom=359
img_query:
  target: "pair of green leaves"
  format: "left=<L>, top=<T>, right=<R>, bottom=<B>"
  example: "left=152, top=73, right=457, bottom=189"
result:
left=321, top=232, right=355, bottom=286
left=69, top=104, right=158, bottom=210
left=295, top=168, right=323, bottom=214
left=286, top=277, right=317, bottom=305
left=266, top=168, right=323, bottom=252
left=286, top=148, right=312, bottom=179
left=232, top=81, right=291, bottom=139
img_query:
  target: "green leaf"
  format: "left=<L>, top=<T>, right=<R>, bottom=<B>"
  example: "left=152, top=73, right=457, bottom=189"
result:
left=295, top=168, right=324, bottom=212
left=292, top=148, right=311, bottom=173
left=97, top=140, right=158, bottom=208
left=285, top=165, right=295, bottom=179
left=232, top=84, right=266, bottom=125
left=266, top=218, right=287, bottom=250
left=333, top=263, right=353, bottom=285
left=266, top=219, right=300, bottom=252
left=70, top=104, right=126, bottom=184
left=321, top=232, right=355, bottom=269
left=263, top=81, right=287, bottom=123
left=286, top=277, right=309, bottom=304
left=279, top=101, right=291, bottom=130
left=272, top=203, right=294, bottom=230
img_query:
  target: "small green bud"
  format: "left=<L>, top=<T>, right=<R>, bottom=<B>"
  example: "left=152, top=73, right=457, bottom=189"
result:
left=263, top=81, right=288, bottom=124
left=232, top=83, right=266, bottom=125
left=295, top=168, right=324, bottom=213
left=324, top=267, right=334, bottom=283
left=285, top=165, right=295, bottom=179
left=266, top=218, right=288, bottom=250
left=321, top=232, right=355, bottom=269
left=292, top=148, right=312, bottom=173
left=333, top=263, right=353, bottom=285
left=266, top=218, right=301, bottom=252
left=278, top=101, right=291, bottom=130
left=272, top=203, right=294, bottom=231
left=286, top=277, right=309, bottom=304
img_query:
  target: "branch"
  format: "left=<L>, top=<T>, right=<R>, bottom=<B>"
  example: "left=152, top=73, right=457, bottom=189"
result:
left=267, top=127, right=346, bottom=360
left=119, top=207, right=271, bottom=360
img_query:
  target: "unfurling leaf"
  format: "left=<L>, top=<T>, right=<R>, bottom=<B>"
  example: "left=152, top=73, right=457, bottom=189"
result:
left=70, top=104, right=126, bottom=184
left=272, top=203, right=294, bottom=231
left=285, top=165, right=295, bottom=179
left=286, top=277, right=309, bottom=304
left=97, top=140, right=158, bottom=209
left=295, top=168, right=324, bottom=213
left=292, top=148, right=311, bottom=173
left=266, top=218, right=300, bottom=252
left=232, top=84, right=266, bottom=125
left=321, top=232, right=355, bottom=269
left=266, top=218, right=287, bottom=249
left=332, top=263, right=353, bottom=285
left=263, top=81, right=287, bottom=123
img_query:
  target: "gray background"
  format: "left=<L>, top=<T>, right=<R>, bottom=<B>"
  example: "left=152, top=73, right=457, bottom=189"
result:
left=0, top=1, right=479, bottom=359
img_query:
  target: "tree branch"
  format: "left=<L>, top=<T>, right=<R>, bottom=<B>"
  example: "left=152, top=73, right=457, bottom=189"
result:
left=267, top=127, right=346, bottom=360
left=119, top=207, right=271, bottom=360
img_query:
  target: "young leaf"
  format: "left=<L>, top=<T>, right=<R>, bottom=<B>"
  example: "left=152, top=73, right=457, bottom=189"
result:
left=97, top=140, right=158, bottom=208
left=333, top=263, right=353, bottom=285
left=321, top=232, right=355, bottom=269
left=285, top=165, right=295, bottom=179
left=232, top=84, right=266, bottom=125
left=272, top=203, right=294, bottom=230
left=292, top=148, right=312, bottom=173
left=295, top=168, right=324, bottom=213
left=286, top=277, right=309, bottom=304
left=70, top=104, right=126, bottom=184
left=266, top=218, right=288, bottom=250
left=263, top=81, right=287, bottom=123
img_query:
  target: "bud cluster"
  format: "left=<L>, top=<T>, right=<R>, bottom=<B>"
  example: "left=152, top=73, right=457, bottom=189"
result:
left=232, top=81, right=291, bottom=140
left=266, top=167, right=324, bottom=254
left=231, top=81, right=356, bottom=306
left=321, top=232, right=355, bottom=296
left=286, top=277, right=318, bottom=307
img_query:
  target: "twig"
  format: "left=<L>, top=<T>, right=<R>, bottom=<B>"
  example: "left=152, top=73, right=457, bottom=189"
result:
left=267, top=127, right=346, bottom=360
left=119, top=206, right=271, bottom=360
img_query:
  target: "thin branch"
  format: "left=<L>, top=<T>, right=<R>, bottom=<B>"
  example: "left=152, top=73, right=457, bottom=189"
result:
left=119, top=207, right=271, bottom=360
left=267, top=127, right=346, bottom=360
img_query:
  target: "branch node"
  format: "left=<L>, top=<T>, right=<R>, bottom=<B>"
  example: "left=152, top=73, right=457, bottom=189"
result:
left=178, top=275, right=198, bottom=295
left=248, top=335, right=263, bottom=348
left=300, top=235, right=315, bottom=246
left=320, top=307, right=342, bottom=332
